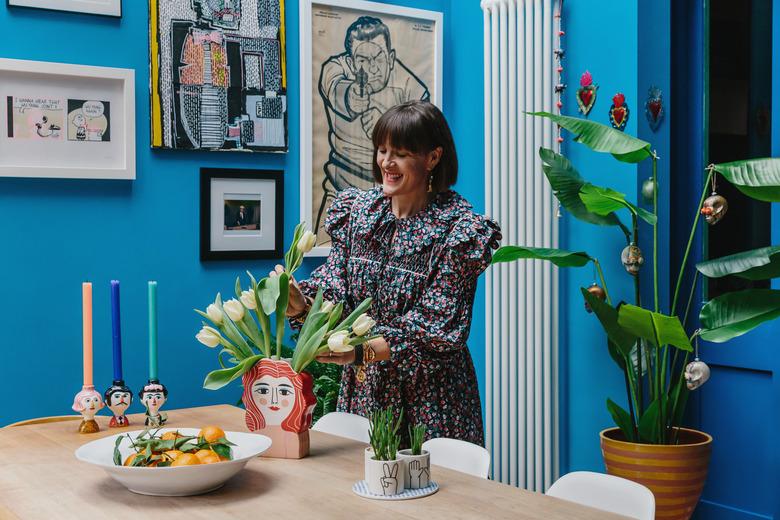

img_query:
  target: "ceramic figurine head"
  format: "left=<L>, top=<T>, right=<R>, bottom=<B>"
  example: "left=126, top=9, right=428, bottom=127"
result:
left=685, top=360, right=711, bottom=390
left=701, top=194, right=728, bottom=225
left=72, top=386, right=105, bottom=421
left=139, top=380, right=168, bottom=417
left=621, top=244, right=645, bottom=276
left=104, top=380, right=133, bottom=417
left=242, top=358, right=316, bottom=433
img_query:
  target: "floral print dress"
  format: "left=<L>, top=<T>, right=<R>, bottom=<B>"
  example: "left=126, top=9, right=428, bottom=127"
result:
left=298, top=187, right=501, bottom=446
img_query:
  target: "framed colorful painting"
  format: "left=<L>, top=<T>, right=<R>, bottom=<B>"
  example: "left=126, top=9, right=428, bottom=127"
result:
left=7, top=0, right=122, bottom=17
left=0, top=58, right=135, bottom=179
left=150, top=0, right=289, bottom=152
left=200, top=168, right=284, bottom=261
left=300, top=0, right=443, bottom=255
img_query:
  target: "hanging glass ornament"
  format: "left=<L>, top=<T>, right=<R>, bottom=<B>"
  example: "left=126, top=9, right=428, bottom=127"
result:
left=621, top=243, right=644, bottom=275
left=700, top=173, right=728, bottom=225
left=685, top=335, right=711, bottom=390
left=641, top=178, right=655, bottom=203
left=584, top=283, right=606, bottom=313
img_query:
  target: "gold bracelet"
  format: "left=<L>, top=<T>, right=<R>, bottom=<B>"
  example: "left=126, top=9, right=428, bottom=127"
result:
left=364, top=341, right=376, bottom=365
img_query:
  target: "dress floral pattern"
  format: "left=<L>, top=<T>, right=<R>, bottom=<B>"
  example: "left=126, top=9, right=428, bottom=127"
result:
left=298, top=187, right=501, bottom=446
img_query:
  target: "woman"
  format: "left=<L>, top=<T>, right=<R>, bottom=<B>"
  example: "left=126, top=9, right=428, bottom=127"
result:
left=279, top=101, right=500, bottom=446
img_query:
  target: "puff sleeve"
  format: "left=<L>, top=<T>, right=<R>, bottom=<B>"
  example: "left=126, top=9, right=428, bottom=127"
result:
left=376, top=214, right=502, bottom=355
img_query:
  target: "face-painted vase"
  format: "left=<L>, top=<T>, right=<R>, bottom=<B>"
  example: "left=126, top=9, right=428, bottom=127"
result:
left=241, top=358, right=317, bottom=459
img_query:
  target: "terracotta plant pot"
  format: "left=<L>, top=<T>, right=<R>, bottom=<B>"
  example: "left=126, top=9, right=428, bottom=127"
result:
left=241, top=358, right=317, bottom=459
left=600, top=427, right=712, bottom=520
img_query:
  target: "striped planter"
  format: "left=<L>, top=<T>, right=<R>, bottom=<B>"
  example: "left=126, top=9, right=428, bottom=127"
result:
left=600, top=427, right=712, bottom=520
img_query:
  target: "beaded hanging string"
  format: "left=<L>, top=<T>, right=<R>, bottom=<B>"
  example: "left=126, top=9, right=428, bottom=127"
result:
left=554, top=0, right=565, bottom=218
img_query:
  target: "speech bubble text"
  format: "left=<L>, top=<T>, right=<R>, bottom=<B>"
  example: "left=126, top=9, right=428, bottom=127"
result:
left=82, top=101, right=105, bottom=118
left=13, top=97, right=62, bottom=112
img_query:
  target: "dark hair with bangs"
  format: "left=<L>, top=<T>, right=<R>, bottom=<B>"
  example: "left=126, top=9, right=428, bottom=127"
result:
left=371, top=101, right=458, bottom=193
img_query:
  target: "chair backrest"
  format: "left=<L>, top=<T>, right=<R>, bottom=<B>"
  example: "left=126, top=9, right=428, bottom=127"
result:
left=546, top=471, right=655, bottom=520
left=421, top=437, right=491, bottom=479
left=311, top=412, right=370, bottom=443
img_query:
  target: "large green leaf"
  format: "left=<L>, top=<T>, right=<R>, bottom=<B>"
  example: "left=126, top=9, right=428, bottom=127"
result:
left=581, top=288, right=636, bottom=355
left=531, top=112, right=652, bottom=163
left=606, top=398, right=636, bottom=443
left=492, top=246, right=591, bottom=267
left=257, top=276, right=280, bottom=316
left=712, top=158, right=780, bottom=202
left=579, top=184, right=657, bottom=225
left=696, top=246, right=780, bottom=280
left=539, top=148, right=628, bottom=236
left=204, top=354, right=264, bottom=390
left=638, top=399, right=661, bottom=444
left=617, top=304, right=693, bottom=351
left=699, top=289, right=780, bottom=342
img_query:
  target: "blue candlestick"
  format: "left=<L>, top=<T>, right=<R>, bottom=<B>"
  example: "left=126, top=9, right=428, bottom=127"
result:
left=111, top=280, right=122, bottom=381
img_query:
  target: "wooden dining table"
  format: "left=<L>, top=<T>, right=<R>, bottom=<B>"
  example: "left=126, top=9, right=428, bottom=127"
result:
left=0, top=405, right=629, bottom=519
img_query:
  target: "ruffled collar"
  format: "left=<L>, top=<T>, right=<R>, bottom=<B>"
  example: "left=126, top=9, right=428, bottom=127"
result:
left=360, top=187, right=472, bottom=255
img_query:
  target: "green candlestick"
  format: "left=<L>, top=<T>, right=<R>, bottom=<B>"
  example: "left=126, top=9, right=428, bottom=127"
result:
left=148, top=281, right=158, bottom=380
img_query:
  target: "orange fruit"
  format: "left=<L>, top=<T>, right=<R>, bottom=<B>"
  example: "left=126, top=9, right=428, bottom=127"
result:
left=123, top=453, right=140, bottom=466
left=163, top=450, right=183, bottom=461
left=194, top=449, right=214, bottom=462
left=198, top=425, right=225, bottom=444
left=161, top=431, right=183, bottom=441
left=199, top=452, right=222, bottom=464
left=171, top=453, right=200, bottom=467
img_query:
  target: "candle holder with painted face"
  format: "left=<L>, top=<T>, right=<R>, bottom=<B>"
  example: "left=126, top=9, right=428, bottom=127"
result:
left=138, top=380, right=168, bottom=427
left=72, top=385, right=105, bottom=434
left=242, top=358, right=317, bottom=459
left=104, top=380, right=133, bottom=428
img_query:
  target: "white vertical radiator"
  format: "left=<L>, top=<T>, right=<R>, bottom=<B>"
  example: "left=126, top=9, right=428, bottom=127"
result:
left=481, top=0, right=561, bottom=492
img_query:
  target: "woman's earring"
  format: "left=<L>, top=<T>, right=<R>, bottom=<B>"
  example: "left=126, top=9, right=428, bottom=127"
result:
left=427, top=173, right=434, bottom=193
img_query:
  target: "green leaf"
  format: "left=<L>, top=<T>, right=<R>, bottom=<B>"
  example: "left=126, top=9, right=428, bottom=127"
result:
left=539, top=148, right=628, bottom=235
left=203, top=354, right=264, bottom=390
left=712, top=158, right=780, bottom=202
left=638, top=399, right=661, bottom=443
left=113, top=435, right=123, bottom=466
left=275, top=273, right=290, bottom=356
left=257, top=277, right=280, bottom=316
left=699, top=289, right=780, bottom=342
left=617, top=304, right=693, bottom=351
left=491, top=246, right=592, bottom=267
left=606, top=398, right=635, bottom=442
left=234, top=276, right=242, bottom=299
left=293, top=321, right=330, bottom=373
left=332, top=297, right=373, bottom=333
left=580, top=288, right=637, bottom=355
left=327, top=302, right=344, bottom=330
left=530, top=112, right=652, bottom=163
left=579, top=184, right=657, bottom=225
left=696, top=246, right=780, bottom=280
left=211, top=443, right=232, bottom=460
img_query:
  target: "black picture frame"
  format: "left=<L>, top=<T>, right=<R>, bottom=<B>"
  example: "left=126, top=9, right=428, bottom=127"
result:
left=200, top=168, right=284, bottom=261
left=6, top=0, right=122, bottom=18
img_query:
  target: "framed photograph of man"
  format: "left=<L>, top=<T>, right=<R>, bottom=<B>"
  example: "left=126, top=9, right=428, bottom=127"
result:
left=200, top=168, right=283, bottom=261
left=300, top=0, right=443, bottom=255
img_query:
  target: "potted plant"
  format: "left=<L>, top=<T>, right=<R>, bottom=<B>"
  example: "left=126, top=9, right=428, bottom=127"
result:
left=492, top=112, right=780, bottom=519
left=398, top=423, right=430, bottom=489
left=366, top=407, right=405, bottom=496
left=195, top=223, right=380, bottom=459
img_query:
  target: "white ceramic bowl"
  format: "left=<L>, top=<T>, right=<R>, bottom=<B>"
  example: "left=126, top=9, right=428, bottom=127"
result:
left=75, top=428, right=271, bottom=496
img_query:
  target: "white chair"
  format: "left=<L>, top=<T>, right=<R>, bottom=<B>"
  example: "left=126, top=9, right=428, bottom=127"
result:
left=546, top=471, right=655, bottom=520
left=421, top=437, right=491, bottom=479
left=312, top=412, right=370, bottom=443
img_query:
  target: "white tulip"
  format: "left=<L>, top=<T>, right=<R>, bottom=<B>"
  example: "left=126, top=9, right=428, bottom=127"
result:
left=352, top=314, right=376, bottom=336
left=297, top=230, right=317, bottom=254
left=196, top=326, right=222, bottom=348
left=320, top=300, right=334, bottom=314
left=327, top=331, right=353, bottom=353
left=206, top=303, right=223, bottom=325
left=223, top=299, right=245, bottom=321
left=240, top=290, right=257, bottom=310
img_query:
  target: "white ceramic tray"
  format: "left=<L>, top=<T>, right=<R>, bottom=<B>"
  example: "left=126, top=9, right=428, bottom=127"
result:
left=352, top=480, right=439, bottom=500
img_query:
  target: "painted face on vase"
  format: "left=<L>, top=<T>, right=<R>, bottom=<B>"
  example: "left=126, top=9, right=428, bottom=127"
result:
left=108, top=391, right=132, bottom=416
left=252, top=375, right=296, bottom=426
left=72, top=387, right=104, bottom=421
left=142, top=391, right=166, bottom=416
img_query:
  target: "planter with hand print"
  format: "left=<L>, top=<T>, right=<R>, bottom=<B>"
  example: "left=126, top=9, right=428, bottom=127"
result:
left=365, top=456, right=405, bottom=496
left=398, top=449, right=431, bottom=489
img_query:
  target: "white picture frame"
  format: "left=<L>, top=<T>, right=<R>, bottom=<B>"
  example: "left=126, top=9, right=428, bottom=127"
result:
left=0, top=58, right=135, bottom=180
left=300, top=0, right=443, bottom=256
left=7, top=0, right=122, bottom=17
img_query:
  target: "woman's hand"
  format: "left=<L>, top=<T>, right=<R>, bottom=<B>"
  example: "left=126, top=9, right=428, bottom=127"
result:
left=269, top=264, right=308, bottom=316
left=315, top=349, right=356, bottom=366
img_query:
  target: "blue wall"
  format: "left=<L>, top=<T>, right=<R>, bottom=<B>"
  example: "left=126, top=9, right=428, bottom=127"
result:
left=559, top=0, right=641, bottom=473
left=0, top=0, right=492, bottom=425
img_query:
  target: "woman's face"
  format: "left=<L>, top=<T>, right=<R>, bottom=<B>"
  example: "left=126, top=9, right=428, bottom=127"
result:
left=252, top=375, right=296, bottom=426
left=377, top=140, right=439, bottom=199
